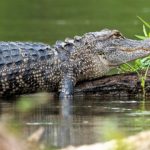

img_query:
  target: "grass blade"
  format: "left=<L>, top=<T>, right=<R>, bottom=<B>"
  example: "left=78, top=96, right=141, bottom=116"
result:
left=143, top=25, right=148, bottom=37
left=137, top=16, right=150, bottom=29
left=135, top=35, right=146, bottom=40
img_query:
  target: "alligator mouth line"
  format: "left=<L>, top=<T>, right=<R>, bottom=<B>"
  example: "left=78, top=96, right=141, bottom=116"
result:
left=119, top=47, right=150, bottom=52
left=108, top=54, right=150, bottom=67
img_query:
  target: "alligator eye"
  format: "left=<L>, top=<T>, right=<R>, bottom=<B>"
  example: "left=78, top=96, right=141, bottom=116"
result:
left=113, top=32, right=124, bottom=39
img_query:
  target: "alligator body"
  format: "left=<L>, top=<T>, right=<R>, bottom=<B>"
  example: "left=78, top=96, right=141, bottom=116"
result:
left=0, top=29, right=150, bottom=97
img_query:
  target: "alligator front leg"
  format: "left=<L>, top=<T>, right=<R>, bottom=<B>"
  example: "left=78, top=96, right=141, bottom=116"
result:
left=59, top=65, right=75, bottom=98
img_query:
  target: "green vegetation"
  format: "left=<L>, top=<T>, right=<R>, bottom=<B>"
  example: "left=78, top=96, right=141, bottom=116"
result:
left=118, top=17, right=150, bottom=98
left=135, top=16, right=150, bottom=39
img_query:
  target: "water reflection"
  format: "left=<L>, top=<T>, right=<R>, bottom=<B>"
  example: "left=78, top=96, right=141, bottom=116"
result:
left=1, top=95, right=150, bottom=148
left=58, top=97, right=73, bottom=147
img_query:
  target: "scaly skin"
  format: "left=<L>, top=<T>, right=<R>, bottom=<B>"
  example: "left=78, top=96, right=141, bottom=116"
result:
left=0, top=42, right=60, bottom=96
left=0, top=29, right=150, bottom=97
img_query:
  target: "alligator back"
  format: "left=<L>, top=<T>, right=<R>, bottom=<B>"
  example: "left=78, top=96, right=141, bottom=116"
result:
left=0, top=42, right=52, bottom=67
left=0, top=42, right=59, bottom=97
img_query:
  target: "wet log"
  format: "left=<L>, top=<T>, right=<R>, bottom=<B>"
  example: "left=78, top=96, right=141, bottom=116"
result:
left=75, top=71, right=150, bottom=96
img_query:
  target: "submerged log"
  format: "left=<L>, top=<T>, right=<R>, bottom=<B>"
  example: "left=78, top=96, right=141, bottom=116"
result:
left=75, top=71, right=150, bottom=96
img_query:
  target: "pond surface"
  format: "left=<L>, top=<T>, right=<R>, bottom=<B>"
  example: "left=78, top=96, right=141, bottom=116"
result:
left=0, top=0, right=150, bottom=148
left=1, top=95, right=150, bottom=148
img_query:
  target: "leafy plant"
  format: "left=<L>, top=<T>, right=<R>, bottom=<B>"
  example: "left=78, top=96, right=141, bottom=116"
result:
left=119, top=17, right=150, bottom=98
left=118, top=61, right=150, bottom=98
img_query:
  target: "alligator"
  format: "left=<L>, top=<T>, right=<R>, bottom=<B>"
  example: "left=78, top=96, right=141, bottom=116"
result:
left=0, top=29, right=150, bottom=98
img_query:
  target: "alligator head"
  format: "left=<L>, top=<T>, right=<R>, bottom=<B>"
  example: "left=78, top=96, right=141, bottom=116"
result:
left=73, top=29, right=150, bottom=80
left=84, top=29, right=150, bottom=67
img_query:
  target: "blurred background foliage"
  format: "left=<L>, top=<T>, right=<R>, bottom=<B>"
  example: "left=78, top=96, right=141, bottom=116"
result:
left=0, top=0, right=149, bottom=43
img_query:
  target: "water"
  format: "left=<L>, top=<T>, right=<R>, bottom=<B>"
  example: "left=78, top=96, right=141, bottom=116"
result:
left=0, top=0, right=150, bottom=148
left=1, top=95, right=150, bottom=148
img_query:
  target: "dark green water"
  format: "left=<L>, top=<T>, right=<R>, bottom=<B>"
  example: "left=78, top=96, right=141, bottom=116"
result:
left=0, top=0, right=150, bottom=148
left=0, top=0, right=150, bottom=44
